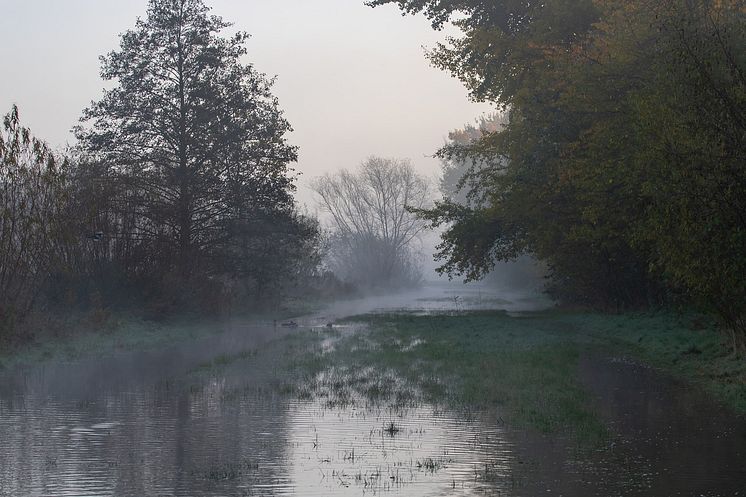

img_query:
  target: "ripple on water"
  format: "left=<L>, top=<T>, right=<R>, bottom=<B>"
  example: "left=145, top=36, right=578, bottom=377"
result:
left=0, top=389, right=516, bottom=497
left=1, top=286, right=744, bottom=496
left=280, top=400, right=515, bottom=496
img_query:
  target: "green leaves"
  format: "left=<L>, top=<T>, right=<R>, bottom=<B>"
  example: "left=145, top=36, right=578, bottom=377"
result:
left=379, top=0, right=746, bottom=330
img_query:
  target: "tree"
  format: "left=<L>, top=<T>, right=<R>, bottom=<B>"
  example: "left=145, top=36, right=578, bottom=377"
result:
left=0, top=106, right=68, bottom=337
left=373, top=0, right=746, bottom=342
left=312, top=157, right=430, bottom=289
left=439, top=112, right=506, bottom=206
left=439, top=113, right=544, bottom=291
left=627, top=0, right=746, bottom=349
left=76, top=0, right=298, bottom=283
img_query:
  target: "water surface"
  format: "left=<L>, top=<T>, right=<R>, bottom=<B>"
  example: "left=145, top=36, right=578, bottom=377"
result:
left=1, top=284, right=744, bottom=496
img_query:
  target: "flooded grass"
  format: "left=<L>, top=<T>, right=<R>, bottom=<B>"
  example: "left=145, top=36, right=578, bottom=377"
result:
left=547, top=311, right=746, bottom=413
left=190, top=459, right=260, bottom=481
left=3, top=294, right=746, bottom=496
left=226, top=309, right=746, bottom=450
left=0, top=302, right=320, bottom=369
left=189, top=348, right=258, bottom=374
left=238, top=312, right=608, bottom=445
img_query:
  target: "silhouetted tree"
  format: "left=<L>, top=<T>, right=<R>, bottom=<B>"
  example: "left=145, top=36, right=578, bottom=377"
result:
left=76, top=0, right=298, bottom=285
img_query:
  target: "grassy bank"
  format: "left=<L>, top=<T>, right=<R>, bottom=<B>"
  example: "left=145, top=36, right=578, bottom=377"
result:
left=0, top=299, right=319, bottom=370
left=261, top=310, right=745, bottom=445
left=558, top=311, right=746, bottom=412
left=0, top=314, right=218, bottom=370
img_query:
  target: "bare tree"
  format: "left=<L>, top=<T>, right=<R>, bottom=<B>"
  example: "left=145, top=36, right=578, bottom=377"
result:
left=312, top=157, right=430, bottom=289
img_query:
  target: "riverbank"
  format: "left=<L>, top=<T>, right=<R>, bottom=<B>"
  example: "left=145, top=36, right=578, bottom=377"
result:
left=4, top=300, right=743, bottom=424
left=0, top=298, right=319, bottom=371
left=2, top=303, right=744, bottom=495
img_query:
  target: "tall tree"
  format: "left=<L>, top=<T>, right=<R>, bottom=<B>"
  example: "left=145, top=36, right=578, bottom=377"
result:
left=372, top=0, right=746, bottom=334
left=76, top=0, right=298, bottom=278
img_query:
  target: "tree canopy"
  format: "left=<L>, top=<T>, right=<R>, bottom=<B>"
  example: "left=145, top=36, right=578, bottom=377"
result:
left=373, top=0, right=746, bottom=347
left=313, top=157, right=430, bottom=289
left=77, top=0, right=299, bottom=279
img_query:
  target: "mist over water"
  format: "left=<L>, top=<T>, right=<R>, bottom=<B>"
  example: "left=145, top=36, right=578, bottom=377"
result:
left=1, top=0, right=744, bottom=495
left=1, top=285, right=744, bottom=497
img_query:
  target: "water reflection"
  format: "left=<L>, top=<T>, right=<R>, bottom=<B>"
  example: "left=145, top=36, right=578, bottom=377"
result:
left=0, top=389, right=519, bottom=496
left=576, top=356, right=746, bottom=496
left=0, top=388, right=290, bottom=497
left=0, top=285, right=744, bottom=496
left=283, top=402, right=514, bottom=496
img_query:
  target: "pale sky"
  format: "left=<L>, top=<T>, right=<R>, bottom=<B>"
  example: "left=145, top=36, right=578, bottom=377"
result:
left=0, top=0, right=491, bottom=206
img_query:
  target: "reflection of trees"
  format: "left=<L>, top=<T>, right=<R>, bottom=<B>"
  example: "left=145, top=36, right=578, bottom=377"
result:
left=284, top=401, right=519, bottom=496
left=0, top=362, right=293, bottom=496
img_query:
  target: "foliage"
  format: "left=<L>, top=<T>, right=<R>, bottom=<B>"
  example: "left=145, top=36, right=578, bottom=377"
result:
left=2, top=0, right=324, bottom=340
left=439, top=112, right=506, bottom=206
left=68, top=0, right=318, bottom=310
left=0, top=106, right=69, bottom=340
left=373, top=0, right=746, bottom=347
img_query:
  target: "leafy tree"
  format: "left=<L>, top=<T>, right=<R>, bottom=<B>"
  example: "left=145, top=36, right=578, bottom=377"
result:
left=438, top=113, right=545, bottom=291
left=387, top=0, right=649, bottom=307
left=76, top=0, right=299, bottom=284
left=439, top=113, right=505, bottom=206
left=372, top=0, right=746, bottom=333
left=626, top=1, right=746, bottom=348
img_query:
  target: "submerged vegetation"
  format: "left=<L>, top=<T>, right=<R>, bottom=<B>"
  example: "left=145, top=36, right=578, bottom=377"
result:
left=188, top=310, right=745, bottom=444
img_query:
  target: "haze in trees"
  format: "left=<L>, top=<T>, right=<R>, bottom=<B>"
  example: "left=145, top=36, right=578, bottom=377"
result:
left=439, top=113, right=545, bottom=292
left=2, top=1, right=746, bottom=494
left=312, top=157, right=431, bottom=290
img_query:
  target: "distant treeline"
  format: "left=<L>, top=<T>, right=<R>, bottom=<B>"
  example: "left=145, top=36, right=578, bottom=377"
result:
left=0, top=0, right=331, bottom=342
left=372, top=1, right=746, bottom=350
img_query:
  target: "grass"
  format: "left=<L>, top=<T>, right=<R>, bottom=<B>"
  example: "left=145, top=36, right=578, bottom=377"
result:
left=189, top=348, right=258, bottom=374
left=7, top=296, right=742, bottom=447
left=0, top=314, right=212, bottom=370
left=249, top=309, right=746, bottom=446
left=254, top=311, right=606, bottom=444
left=552, top=311, right=746, bottom=412
left=0, top=300, right=318, bottom=370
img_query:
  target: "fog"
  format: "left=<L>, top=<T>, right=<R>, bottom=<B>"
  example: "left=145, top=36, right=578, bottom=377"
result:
left=2, top=1, right=743, bottom=495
